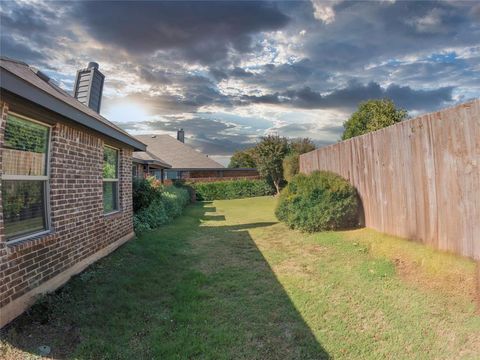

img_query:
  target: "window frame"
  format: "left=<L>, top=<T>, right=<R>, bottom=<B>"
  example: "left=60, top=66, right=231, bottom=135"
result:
left=2, top=112, right=52, bottom=244
left=103, top=144, right=120, bottom=215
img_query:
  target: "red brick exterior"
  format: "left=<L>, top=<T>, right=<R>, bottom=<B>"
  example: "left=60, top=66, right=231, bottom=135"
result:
left=183, top=169, right=259, bottom=179
left=0, top=101, right=134, bottom=322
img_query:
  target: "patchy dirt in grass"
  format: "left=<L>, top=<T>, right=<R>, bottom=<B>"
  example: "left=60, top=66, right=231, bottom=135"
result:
left=0, top=317, right=80, bottom=359
left=343, top=229, right=477, bottom=302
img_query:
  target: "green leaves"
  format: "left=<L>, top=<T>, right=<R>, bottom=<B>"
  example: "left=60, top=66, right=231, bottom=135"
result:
left=190, top=179, right=274, bottom=201
left=342, top=99, right=408, bottom=140
left=228, top=148, right=257, bottom=168
left=275, top=171, right=360, bottom=232
left=133, top=185, right=190, bottom=233
left=103, top=147, right=118, bottom=179
left=4, top=114, right=49, bottom=154
left=254, top=135, right=290, bottom=194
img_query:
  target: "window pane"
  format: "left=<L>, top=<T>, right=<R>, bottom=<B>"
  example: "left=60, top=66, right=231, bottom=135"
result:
left=103, top=181, right=118, bottom=213
left=2, top=180, right=46, bottom=240
left=103, top=147, right=118, bottom=179
left=4, top=115, right=49, bottom=176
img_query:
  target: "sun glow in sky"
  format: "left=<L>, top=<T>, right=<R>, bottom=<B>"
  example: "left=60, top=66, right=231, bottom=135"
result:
left=2, top=0, right=479, bottom=160
left=103, top=102, right=151, bottom=125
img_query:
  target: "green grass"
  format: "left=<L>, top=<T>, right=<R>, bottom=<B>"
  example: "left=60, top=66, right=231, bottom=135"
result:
left=1, top=197, right=479, bottom=359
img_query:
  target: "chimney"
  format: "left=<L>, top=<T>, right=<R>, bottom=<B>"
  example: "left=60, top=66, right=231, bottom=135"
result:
left=177, top=128, right=185, bottom=143
left=73, top=62, right=105, bottom=113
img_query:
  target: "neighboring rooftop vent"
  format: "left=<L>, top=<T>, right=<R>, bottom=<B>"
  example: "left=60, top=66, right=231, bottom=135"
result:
left=177, top=128, right=185, bottom=143
left=73, top=62, right=105, bottom=113
left=31, top=68, right=50, bottom=82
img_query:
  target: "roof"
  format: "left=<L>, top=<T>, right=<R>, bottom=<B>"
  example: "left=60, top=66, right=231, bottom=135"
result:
left=135, top=134, right=224, bottom=169
left=132, top=150, right=172, bottom=168
left=0, top=57, right=146, bottom=151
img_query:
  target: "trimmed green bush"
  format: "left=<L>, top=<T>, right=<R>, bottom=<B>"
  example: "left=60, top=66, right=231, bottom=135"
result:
left=275, top=171, right=360, bottom=232
left=132, top=177, right=163, bottom=212
left=190, top=179, right=274, bottom=201
left=133, top=185, right=190, bottom=233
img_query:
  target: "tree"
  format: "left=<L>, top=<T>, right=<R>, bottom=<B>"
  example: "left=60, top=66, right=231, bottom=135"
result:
left=342, top=99, right=408, bottom=140
left=282, top=153, right=299, bottom=182
left=228, top=148, right=256, bottom=168
left=254, top=135, right=289, bottom=195
left=283, top=138, right=316, bottom=182
left=289, top=138, right=316, bottom=155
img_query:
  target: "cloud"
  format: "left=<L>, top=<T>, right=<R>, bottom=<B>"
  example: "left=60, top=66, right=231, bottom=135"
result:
left=242, top=81, right=454, bottom=111
left=407, top=8, right=447, bottom=34
left=1, top=0, right=478, bottom=159
left=73, top=1, right=289, bottom=64
left=118, top=116, right=255, bottom=156
left=0, top=35, right=48, bottom=64
left=310, top=0, right=341, bottom=24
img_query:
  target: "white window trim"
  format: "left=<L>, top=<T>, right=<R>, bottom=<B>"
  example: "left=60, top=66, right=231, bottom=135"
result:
left=2, top=112, right=52, bottom=244
left=103, top=144, right=120, bottom=215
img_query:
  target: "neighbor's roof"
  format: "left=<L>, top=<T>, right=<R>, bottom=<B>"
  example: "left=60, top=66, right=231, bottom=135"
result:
left=132, top=150, right=172, bottom=168
left=135, top=134, right=224, bottom=169
left=0, top=57, right=146, bottom=151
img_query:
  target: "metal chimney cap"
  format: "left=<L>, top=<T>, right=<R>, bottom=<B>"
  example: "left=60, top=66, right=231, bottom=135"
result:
left=88, top=62, right=99, bottom=69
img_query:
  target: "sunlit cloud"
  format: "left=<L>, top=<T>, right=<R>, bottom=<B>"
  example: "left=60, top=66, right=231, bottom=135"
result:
left=1, top=0, right=478, bottom=160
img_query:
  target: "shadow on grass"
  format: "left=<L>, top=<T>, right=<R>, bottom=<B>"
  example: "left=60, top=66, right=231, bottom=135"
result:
left=1, top=202, right=329, bottom=359
left=201, top=214, right=226, bottom=221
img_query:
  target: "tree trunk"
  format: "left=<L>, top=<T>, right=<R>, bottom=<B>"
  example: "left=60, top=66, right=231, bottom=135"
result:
left=274, top=181, right=281, bottom=196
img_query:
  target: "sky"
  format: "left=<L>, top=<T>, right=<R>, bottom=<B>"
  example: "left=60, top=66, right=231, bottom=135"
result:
left=1, top=0, right=479, bottom=165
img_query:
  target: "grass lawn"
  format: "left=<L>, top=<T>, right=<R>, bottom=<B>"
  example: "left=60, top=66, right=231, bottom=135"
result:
left=1, top=197, right=479, bottom=359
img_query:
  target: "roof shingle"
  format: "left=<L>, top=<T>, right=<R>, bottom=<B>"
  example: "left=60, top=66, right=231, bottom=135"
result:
left=135, top=134, right=224, bottom=169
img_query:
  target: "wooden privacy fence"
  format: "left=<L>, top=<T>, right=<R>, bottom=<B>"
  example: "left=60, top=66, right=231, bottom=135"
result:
left=3, top=148, right=45, bottom=175
left=300, top=99, right=480, bottom=260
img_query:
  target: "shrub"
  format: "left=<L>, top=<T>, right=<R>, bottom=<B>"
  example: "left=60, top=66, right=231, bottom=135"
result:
left=133, top=185, right=190, bottom=233
left=275, top=171, right=360, bottom=232
left=132, top=176, right=163, bottom=213
left=190, top=179, right=274, bottom=201
left=283, top=153, right=299, bottom=182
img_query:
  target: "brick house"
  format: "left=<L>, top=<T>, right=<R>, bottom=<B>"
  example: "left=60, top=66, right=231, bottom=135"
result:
left=0, top=57, right=146, bottom=327
left=132, top=150, right=172, bottom=181
left=134, top=132, right=259, bottom=181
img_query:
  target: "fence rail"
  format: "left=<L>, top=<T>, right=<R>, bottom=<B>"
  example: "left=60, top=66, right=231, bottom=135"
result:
left=300, top=99, right=480, bottom=260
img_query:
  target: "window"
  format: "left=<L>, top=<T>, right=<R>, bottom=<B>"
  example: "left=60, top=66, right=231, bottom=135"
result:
left=165, top=170, right=178, bottom=180
left=103, top=146, right=119, bottom=213
left=2, top=114, right=50, bottom=242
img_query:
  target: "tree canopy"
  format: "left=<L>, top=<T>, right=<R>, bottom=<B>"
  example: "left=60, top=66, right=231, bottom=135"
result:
left=342, top=99, right=408, bottom=140
left=283, top=138, right=316, bottom=182
left=227, top=137, right=316, bottom=192
left=253, top=135, right=290, bottom=195
left=228, top=148, right=257, bottom=168
left=289, top=138, right=316, bottom=155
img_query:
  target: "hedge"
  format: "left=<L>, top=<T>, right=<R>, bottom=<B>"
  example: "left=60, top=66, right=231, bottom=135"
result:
left=132, top=177, right=163, bottom=213
left=133, top=183, right=190, bottom=234
left=189, top=179, right=274, bottom=201
left=275, top=171, right=360, bottom=232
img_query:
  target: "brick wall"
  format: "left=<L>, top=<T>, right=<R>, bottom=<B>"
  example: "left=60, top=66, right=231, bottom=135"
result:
left=180, top=169, right=259, bottom=179
left=0, top=101, right=134, bottom=324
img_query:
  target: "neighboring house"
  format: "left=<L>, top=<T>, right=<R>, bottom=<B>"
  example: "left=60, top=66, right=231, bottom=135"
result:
left=0, top=57, right=146, bottom=327
left=132, top=150, right=171, bottom=180
left=134, top=131, right=258, bottom=180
